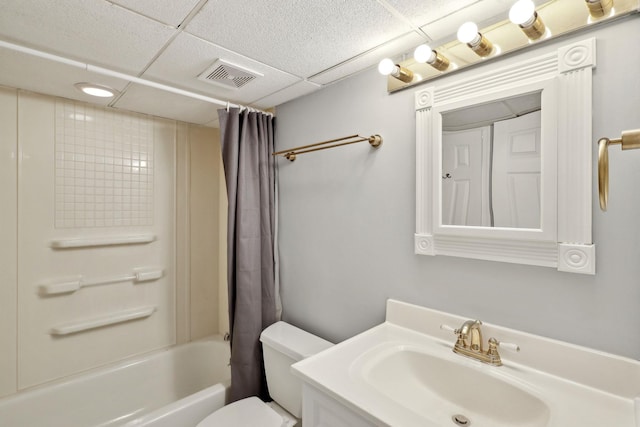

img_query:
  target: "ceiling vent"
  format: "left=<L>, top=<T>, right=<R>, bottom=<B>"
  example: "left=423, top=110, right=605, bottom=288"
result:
left=197, top=59, right=262, bottom=89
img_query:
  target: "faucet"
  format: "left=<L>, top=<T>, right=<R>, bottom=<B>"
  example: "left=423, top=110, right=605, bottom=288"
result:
left=457, top=320, right=483, bottom=352
left=443, top=320, right=520, bottom=366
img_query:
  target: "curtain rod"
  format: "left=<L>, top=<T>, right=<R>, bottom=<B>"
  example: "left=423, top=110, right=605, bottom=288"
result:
left=273, top=134, right=382, bottom=161
left=0, top=39, right=271, bottom=115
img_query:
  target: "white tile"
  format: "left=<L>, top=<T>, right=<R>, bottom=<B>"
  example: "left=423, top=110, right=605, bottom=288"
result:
left=0, top=0, right=176, bottom=74
left=186, top=0, right=415, bottom=78
left=380, top=0, right=478, bottom=27
left=108, top=0, right=202, bottom=27
left=143, top=33, right=301, bottom=106
left=309, top=30, right=426, bottom=85
left=252, top=80, right=321, bottom=109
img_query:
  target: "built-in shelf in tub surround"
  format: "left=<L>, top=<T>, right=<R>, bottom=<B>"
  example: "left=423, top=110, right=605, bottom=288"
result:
left=38, top=267, right=164, bottom=295
left=49, top=306, right=157, bottom=336
left=49, top=233, right=156, bottom=249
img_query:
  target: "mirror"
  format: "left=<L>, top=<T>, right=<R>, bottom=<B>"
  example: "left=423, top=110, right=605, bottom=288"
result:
left=414, top=38, right=596, bottom=274
left=441, top=92, right=542, bottom=228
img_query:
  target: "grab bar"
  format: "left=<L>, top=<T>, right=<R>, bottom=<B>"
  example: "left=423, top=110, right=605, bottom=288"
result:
left=39, top=268, right=164, bottom=295
left=50, top=306, right=157, bottom=336
left=50, top=234, right=156, bottom=249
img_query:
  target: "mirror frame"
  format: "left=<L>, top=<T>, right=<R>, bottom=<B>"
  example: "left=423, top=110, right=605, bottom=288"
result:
left=414, top=38, right=596, bottom=274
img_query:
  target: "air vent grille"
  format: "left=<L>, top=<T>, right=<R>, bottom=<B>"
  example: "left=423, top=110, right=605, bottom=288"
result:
left=197, top=60, right=262, bottom=89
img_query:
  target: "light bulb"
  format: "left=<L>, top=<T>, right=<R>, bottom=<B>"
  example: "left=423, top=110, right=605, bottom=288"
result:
left=509, top=0, right=536, bottom=25
left=378, top=58, right=396, bottom=76
left=457, top=22, right=481, bottom=45
left=414, top=45, right=436, bottom=64
left=74, top=83, right=117, bottom=98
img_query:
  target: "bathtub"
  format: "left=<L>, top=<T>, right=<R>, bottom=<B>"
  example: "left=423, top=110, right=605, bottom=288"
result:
left=0, top=336, right=231, bottom=427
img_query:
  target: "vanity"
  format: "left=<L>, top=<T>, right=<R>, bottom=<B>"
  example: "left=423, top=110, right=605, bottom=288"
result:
left=292, top=300, right=640, bottom=426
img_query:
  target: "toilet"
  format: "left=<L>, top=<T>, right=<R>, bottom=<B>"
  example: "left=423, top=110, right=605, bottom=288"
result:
left=196, top=321, right=334, bottom=427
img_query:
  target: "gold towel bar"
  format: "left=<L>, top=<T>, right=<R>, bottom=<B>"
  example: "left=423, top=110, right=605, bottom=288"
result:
left=273, top=134, right=382, bottom=161
left=598, top=129, right=640, bottom=211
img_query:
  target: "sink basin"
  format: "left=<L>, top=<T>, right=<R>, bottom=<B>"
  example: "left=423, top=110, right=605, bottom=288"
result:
left=292, top=300, right=640, bottom=427
left=356, top=345, right=550, bottom=426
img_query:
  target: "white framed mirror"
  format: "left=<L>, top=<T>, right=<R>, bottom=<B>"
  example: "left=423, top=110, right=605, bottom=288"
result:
left=415, top=38, right=596, bottom=274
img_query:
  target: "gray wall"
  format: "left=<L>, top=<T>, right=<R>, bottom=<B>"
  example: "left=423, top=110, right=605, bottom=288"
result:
left=275, top=16, right=640, bottom=359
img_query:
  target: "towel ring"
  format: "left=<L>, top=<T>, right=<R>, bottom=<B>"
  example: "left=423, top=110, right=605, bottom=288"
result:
left=597, top=129, right=640, bottom=211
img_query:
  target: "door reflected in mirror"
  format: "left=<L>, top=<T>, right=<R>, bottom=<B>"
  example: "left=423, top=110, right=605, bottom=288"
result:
left=441, top=92, right=541, bottom=229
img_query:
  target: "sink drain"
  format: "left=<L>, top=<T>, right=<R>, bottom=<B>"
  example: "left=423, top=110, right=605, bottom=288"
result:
left=452, top=414, right=471, bottom=426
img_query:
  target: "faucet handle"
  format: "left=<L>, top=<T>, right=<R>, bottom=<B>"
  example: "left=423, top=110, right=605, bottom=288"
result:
left=497, top=341, right=520, bottom=352
left=488, top=337, right=520, bottom=352
left=440, top=324, right=458, bottom=334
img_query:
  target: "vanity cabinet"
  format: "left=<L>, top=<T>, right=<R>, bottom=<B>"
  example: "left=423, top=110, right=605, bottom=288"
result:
left=302, top=384, right=379, bottom=427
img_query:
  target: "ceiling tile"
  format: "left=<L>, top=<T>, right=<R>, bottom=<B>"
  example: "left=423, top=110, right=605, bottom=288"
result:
left=381, top=0, right=479, bottom=28
left=114, top=83, right=218, bottom=125
left=0, top=0, right=176, bottom=74
left=107, top=0, right=202, bottom=27
left=252, top=81, right=322, bottom=109
left=0, top=47, right=129, bottom=106
left=419, top=0, right=513, bottom=44
left=142, top=33, right=302, bottom=107
left=309, top=31, right=426, bottom=85
left=185, top=0, right=415, bottom=78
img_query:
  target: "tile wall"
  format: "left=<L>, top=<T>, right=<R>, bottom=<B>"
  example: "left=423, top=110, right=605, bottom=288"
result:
left=0, top=88, right=225, bottom=397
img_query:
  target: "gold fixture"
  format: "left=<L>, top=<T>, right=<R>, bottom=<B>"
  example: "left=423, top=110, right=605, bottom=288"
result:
left=468, top=34, right=494, bottom=57
left=392, top=66, right=414, bottom=83
left=509, top=0, right=547, bottom=40
left=597, top=129, right=640, bottom=211
left=414, top=45, right=450, bottom=71
left=386, top=0, right=638, bottom=92
left=378, top=58, right=414, bottom=83
left=457, top=22, right=494, bottom=57
left=427, top=50, right=451, bottom=71
left=272, top=134, right=383, bottom=162
left=586, top=0, right=614, bottom=18
left=443, top=320, right=520, bottom=366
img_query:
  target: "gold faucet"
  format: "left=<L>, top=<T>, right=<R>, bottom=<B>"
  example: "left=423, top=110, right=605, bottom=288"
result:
left=446, top=320, right=519, bottom=366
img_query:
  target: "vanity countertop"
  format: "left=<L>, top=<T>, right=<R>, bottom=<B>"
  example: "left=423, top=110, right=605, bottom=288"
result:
left=292, top=299, right=640, bottom=427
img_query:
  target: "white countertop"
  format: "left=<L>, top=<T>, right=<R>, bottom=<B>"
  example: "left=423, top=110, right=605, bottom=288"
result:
left=292, top=299, right=640, bottom=427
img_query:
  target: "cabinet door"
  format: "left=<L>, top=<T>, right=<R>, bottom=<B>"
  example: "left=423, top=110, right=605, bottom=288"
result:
left=302, top=384, right=379, bottom=427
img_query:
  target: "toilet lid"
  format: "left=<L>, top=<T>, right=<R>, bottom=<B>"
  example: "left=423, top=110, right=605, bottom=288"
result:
left=196, top=396, right=284, bottom=427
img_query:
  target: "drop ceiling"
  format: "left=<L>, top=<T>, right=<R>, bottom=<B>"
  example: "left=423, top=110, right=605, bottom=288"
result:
left=0, top=0, right=517, bottom=127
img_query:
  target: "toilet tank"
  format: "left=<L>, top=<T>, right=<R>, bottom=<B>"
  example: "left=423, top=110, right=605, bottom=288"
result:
left=259, top=321, right=333, bottom=418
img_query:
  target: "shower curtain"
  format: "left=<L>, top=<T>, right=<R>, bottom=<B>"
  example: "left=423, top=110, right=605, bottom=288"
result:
left=218, top=107, right=277, bottom=402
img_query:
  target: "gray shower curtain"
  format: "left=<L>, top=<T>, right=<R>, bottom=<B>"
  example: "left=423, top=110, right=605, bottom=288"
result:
left=218, top=107, right=277, bottom=402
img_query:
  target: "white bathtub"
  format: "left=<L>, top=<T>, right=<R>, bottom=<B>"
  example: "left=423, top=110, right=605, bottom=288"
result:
left=0, top=336, right=231, bottom=427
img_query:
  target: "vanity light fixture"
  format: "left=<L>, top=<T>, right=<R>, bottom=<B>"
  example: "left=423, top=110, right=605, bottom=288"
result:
left=585, top=0, right=614, bottom=18
left=377, top=58, right=414, bottom=83
left=74, top=82, right=117, bottom=98
left=457, top=22, right=494, bottom=57
left=413, top=45, right=450, bottom=71
left=509, top=0, right=547, bottom=40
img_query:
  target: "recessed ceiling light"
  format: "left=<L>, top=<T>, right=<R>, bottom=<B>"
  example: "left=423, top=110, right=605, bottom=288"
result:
left=74, top=82, right=117, bottom=98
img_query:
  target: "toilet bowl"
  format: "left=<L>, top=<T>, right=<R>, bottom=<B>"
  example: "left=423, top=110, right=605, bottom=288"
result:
left=196, top=321, right=333, bottom=427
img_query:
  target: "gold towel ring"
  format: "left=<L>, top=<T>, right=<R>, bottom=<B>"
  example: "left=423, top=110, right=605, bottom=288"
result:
left=597, top=129, right=640, bottom=211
